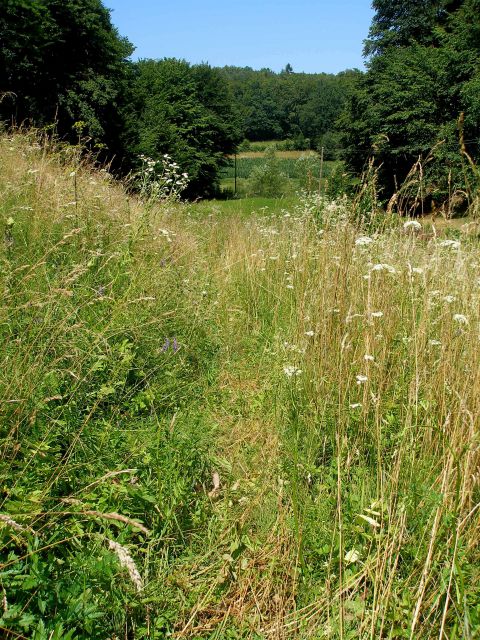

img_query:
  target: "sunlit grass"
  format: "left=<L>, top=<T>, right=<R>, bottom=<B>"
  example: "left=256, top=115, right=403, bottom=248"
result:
left=0, top=132, right=478, bottom=639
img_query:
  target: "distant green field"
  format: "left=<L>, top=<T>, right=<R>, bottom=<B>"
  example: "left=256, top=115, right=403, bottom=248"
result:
left=220, top=155, right=339, bottom=197
left=222, top=156, right=338, bottom=181
left=243, top=140, right=313, bottom=153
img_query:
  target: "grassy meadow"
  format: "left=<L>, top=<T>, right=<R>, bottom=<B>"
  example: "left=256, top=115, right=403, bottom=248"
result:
left=0, top=132, right=479, bottom=639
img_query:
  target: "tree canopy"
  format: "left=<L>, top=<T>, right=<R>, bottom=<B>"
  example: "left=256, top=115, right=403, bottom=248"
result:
left=343, top=0, right=480, bottom=205
left=130, top=59, right=241, bottom=198
left=0, top=0, right=134, bottom=152
left=220, top=66, right=360, bottom=151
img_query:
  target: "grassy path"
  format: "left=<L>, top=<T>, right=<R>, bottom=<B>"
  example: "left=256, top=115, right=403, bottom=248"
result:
left=0, top=134, right=478, bottom=639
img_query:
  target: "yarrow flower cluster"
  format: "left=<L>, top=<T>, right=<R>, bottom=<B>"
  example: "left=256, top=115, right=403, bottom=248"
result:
left=439, top=239, right=461, bottom=250
left=371, top=263, right=397, bottom=274
left=403, top=220, right=422, bottom=231
left=355, top=235, right=374, bottom=247
left=136, top=154, right=189, bottom=202
left=284, top=365, right=302, bottom=377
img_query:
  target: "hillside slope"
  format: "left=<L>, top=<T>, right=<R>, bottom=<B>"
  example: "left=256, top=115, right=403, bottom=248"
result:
left=0, top=133, right=479, bottom=639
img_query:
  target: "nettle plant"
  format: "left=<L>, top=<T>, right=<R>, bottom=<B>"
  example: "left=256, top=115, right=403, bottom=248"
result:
left=135, top=154, right=189, bottom=202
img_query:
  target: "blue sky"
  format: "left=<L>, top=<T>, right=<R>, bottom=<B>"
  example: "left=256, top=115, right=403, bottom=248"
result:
left=104, top=0, right=374, bottom=74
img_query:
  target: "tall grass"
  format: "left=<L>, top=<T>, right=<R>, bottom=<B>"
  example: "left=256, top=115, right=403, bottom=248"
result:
left=0, top=132, right=479, bottom=639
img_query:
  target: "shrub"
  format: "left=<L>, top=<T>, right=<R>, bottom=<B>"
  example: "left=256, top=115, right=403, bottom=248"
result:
left=247, top=146, right=291, bottom=197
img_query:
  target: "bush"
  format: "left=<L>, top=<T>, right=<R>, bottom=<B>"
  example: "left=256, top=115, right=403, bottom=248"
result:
left=237, top=138, right=252, bottom=152
left=295, top=154, right=321, bottom=192
left=317, top=130, right=343, bottom=161
left=247, top=147, right=291, bottom=197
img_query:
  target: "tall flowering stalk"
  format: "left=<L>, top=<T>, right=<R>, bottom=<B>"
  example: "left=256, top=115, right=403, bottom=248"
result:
left=135, top=154, right=189, bottom=203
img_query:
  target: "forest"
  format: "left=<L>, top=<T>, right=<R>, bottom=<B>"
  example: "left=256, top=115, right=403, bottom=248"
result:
left=2, top=0, right=478, bottom=204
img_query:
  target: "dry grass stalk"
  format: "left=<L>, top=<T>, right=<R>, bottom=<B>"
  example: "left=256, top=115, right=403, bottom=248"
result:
left=107, top=539, right=144, bottom=592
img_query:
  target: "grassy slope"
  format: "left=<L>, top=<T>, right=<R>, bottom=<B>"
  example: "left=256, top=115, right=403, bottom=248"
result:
left=0, top=133, right=479, bottom=639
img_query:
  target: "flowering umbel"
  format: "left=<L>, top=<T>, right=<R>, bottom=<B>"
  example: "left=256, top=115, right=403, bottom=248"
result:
left=136, top=154, right=189, bottom=202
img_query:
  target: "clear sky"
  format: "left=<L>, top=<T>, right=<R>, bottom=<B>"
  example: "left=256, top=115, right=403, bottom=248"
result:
left=104, top=0, right=374, bottom=74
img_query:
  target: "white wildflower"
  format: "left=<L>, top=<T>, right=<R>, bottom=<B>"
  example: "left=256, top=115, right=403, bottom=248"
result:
left=349, top=403, right=362, bottom=409
left=364, top=354, right=374, bottom=362
left=304, top=330, right=315, bottom=337
left=345, top=548, right=360, bottom=564
left=370, top=311, right=384, bottom=318
left=356, top=375, right=368, bottom=385
left=371, top=263, right=396, bottom=274
left=443, top=295, right=456, bottom=304
left=453, top=314, right=468, bottom=325
left=284, top=365, right=302, bottom=377
left=403, top=220, right=422, bottom=231
left=429, top=339, right=442, bottom=346
left=355, top=236, right=373, bottom=247
left=439, top=239, right=461, bottom=250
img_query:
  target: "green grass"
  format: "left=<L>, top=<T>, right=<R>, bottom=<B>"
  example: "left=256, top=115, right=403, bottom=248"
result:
left=190, top=194, right=301, bottom=217
left=0, top=132, right=479, bottom=640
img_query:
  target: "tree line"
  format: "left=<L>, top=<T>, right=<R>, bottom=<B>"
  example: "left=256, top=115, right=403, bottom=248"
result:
left=0, top=0, right=355, bottom=197
left=343, top=0, right=480, bottom=208
left=219, top=65, right=360, bottom=155
left=1, top=0, right=479, bottom=205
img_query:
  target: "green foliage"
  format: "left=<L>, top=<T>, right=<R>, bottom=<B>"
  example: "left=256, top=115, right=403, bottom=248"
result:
left=247, top=147, right=289, bottom=197
left=363, top=0, right=453, bottom=55
left=131, top=59, right=241, bottom=199
left=343, top=0, right=480, bottom=206
left=0, top=0, right=134, bottom=153
left=220, top=66, right=360, bottom=150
